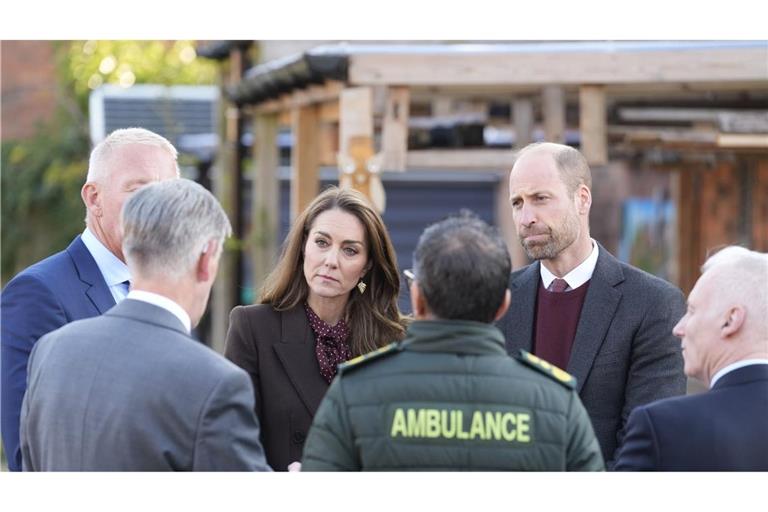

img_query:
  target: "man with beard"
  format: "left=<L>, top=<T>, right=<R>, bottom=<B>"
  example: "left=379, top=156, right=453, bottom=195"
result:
left=498, top=142, right=686, bottom=468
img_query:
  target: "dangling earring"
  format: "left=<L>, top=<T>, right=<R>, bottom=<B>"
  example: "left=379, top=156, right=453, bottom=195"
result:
left=357, top=280, right=367, bottom=294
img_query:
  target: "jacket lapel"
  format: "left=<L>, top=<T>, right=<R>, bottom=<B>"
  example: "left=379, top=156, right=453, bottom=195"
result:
left=67, top=235, right=116, bottom=313
left=567, top=244, right=623, bottom=392
left=272, top=307, right=328, bottom=416
left=504, top=263, right=540, bottom=354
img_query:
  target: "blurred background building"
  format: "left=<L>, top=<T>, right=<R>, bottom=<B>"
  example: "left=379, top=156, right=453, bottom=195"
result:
left=2, top=40, right=767, bottom=353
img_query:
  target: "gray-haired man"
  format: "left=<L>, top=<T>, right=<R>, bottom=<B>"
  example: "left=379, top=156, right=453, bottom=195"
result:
left=19, top=179, right=270, bottom=471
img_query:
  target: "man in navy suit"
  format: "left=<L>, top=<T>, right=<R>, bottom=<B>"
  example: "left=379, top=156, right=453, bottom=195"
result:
left=1, top=127, right=179, bottom=470
left=615, top=246, right=768, bottom=471
left=20, top=180, right=270, bottom=471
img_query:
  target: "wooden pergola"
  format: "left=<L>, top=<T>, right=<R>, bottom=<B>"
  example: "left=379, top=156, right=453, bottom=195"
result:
left=201, top=40, right=768, bottom=351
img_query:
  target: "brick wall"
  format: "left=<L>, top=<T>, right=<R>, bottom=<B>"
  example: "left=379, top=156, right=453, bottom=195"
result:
left=1, top=40, right=58, bottom=141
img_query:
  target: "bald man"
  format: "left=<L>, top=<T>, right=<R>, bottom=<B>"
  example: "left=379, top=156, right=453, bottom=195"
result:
left=615, top=246, right=768, bottom=471
left=499, top=142, right=687, bottom=467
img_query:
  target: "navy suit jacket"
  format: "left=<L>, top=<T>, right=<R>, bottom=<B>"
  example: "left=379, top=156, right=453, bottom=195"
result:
left=499, top=244, right=687, bottom=467
left=1, top=235, right=115, bottom=471
left=614, top=364, right=768, bottom=471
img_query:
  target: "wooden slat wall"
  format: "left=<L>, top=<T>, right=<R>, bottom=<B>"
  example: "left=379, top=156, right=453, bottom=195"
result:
left=677, top=156, right=768, bottom=294
left=753, top=160, right=768, bottom=252
left=676, top=169, right=699, bottom=295
left=699, top=162, right=742, bottom=258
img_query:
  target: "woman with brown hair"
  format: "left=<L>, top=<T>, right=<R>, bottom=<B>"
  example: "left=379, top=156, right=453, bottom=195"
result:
left=224, top=186, right=407, bottom=471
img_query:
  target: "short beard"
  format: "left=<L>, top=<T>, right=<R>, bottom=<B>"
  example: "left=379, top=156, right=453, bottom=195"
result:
left=520, top=213, right=580, bottom=261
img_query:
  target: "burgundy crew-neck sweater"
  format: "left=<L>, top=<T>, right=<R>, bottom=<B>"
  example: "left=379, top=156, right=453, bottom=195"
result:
left=533, top=279, right=591, bottom=371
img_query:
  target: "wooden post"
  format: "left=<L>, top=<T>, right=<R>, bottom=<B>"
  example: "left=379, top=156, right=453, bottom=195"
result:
left=291, top=104, right=320, bottom=221
left=210, top=44, right=249, bottom=353
left=579, top=85, right=608, bottom=165
left=381, top=86, right=410, bottom=172
left=339, top=87, right=382, bottom=209
left=250, top=114, right=280, bottom=298
left=542, top=85, right=566, bottom=143
left=346, top=135, right=374, bottom=199
left=339, top=87, right=373, bottom=156
left=513, top=97, right=534, bottom=148
left=209, top=103, right=238, bottom=353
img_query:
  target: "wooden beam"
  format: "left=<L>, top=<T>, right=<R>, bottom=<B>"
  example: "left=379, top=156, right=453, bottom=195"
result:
left=716, top=133, right=768, bottom=149
left=254, top=80, right=345, bottom=114
left=339, top=86, right=374, bottom=156
left=348, top=46, right=768, bottom=85
left=278, top=110, right=291, bottom=126
left=318, top=122, right=339, bottom=166
left=255, top=98, right=282, bottom=114
left=318, top=101, right=339, bottom=123
left=381, top=86, right=410, bottom=171
left=338, top=87, right=383, bottom=209
left=250, top=114, right=280, bottom=293
left=291, top=104, right=321, bottom=221
left=609, top=126, right=718, bottom=147
left=542, top=85, right=566, bottom=143
left=512, top=97, right=534, bottom=148
left=406, top=149, right=517, bottom=169
left=579, top=85, right=607, bottom=165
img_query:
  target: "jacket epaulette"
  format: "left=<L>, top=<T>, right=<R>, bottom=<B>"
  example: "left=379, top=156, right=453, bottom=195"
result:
left=516, top=350, right=577, bottom=389
left=338, top=342, right=402, bottom=374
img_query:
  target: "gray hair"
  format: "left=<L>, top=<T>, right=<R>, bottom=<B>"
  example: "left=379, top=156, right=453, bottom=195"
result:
left=701, top=245, right=764, bottom=273
left=513, top=142, right=592, bottom=195
left=701, top=245, right=768, bottom=339
left=87, top=127, right=179, bottom=183
left=122, top=179, right=232, bottom=280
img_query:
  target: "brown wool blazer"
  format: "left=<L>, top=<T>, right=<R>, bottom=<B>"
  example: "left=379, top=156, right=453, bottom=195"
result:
left=225, top=304, right=328, bottom=472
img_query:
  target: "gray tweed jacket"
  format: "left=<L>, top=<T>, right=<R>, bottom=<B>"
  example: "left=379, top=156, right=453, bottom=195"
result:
left=498, top=244, right=686, bottom=467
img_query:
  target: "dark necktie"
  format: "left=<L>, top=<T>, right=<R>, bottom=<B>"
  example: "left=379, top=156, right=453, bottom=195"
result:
left=121, top=280, right=130, bottom=295
left=549, top=278, right=569, bottom=293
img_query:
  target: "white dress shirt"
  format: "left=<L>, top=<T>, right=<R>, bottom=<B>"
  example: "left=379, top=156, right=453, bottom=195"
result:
left=126, top=290, right=192, bottom=334
left=540, top=239, right=599, bottom=291
left=80, top=227, right=131, bottom=303
left=709, top=359, right=768, bottom=389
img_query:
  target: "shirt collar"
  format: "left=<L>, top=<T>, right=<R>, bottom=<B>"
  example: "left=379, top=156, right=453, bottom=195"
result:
left=81, top=227, right=130, bottom=287
left=126, top=290, right=192, bottom=334
left=709, top=359, right=768, bottom=389
left=540, top=238, right=599, bottom=290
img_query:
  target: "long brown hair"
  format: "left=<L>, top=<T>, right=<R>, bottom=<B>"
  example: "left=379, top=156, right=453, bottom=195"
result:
left=260, top=186, right=406, bottom=355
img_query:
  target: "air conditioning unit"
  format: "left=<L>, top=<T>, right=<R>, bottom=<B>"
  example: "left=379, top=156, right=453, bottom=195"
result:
left=89, top=84, right=220, bottom=161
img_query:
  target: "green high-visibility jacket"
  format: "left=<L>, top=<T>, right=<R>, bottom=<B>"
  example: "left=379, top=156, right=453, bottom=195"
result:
left=302, top=319, right=604, bottom=471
